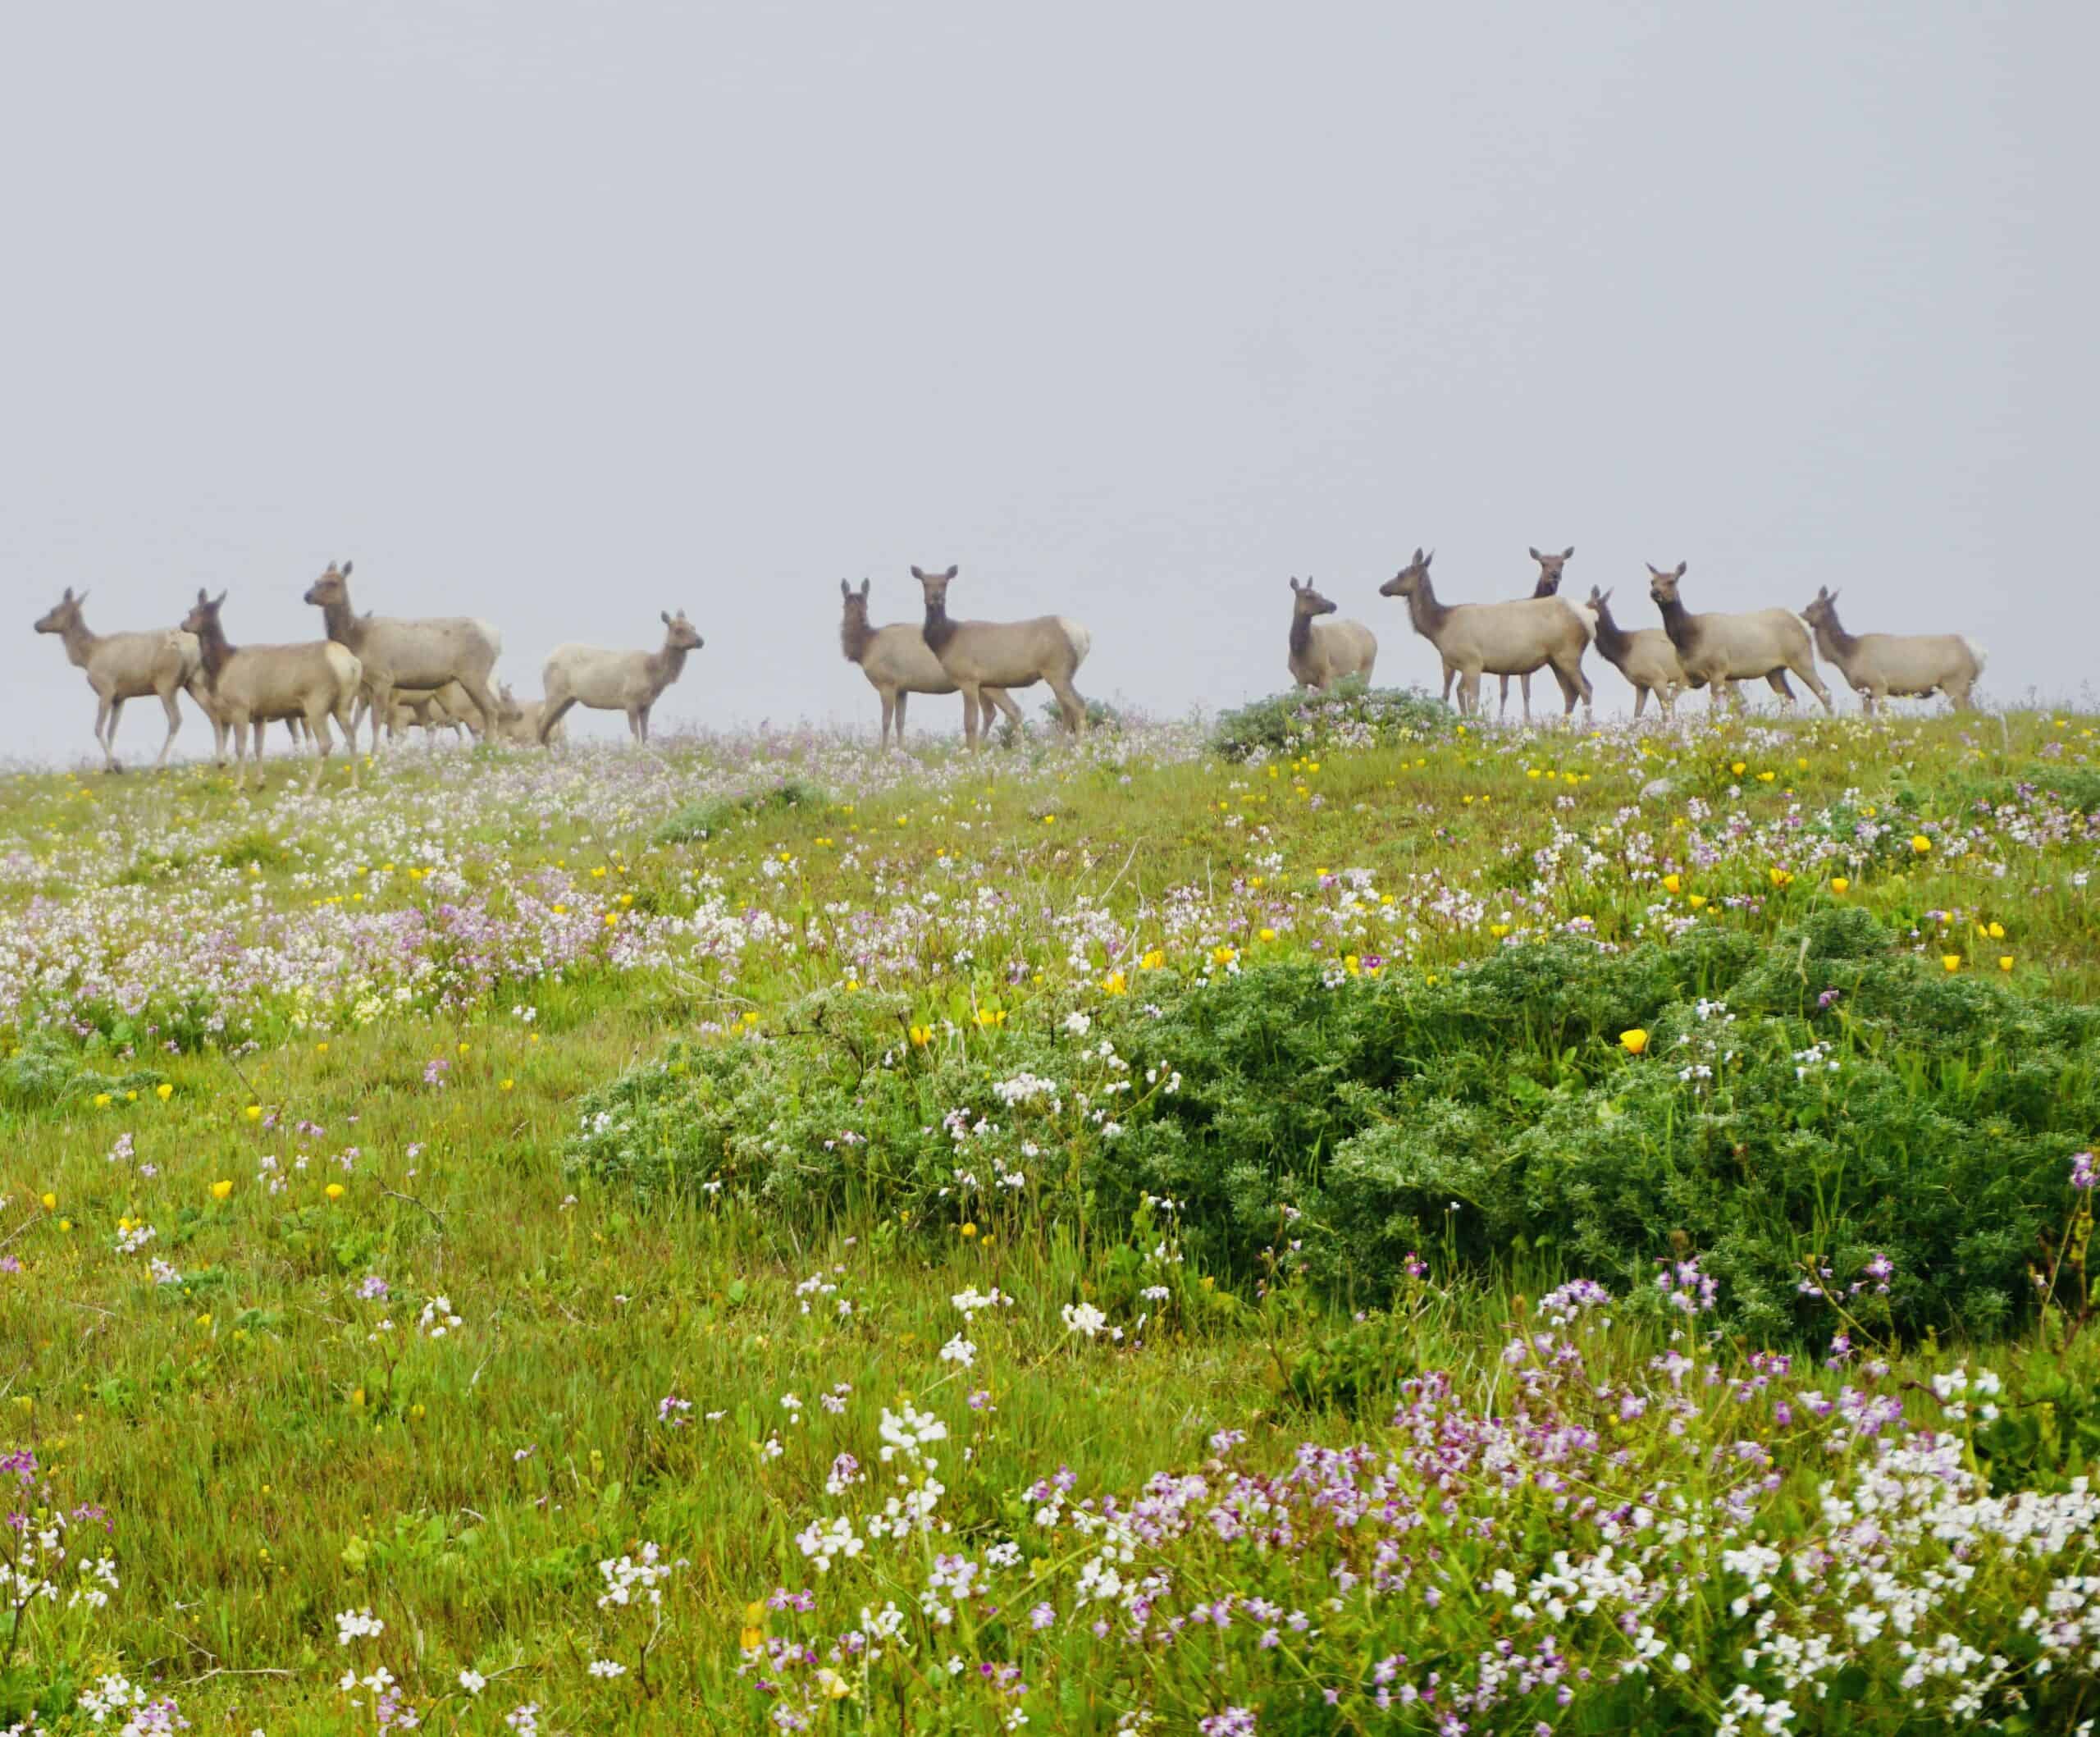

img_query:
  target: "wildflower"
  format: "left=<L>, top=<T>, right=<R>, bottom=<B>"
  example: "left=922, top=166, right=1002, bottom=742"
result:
left=1688, top=894, right=1708, bottom=910
left=1661, top=874, right=1682, bottom=894
left=960, top=1222, right=978, bottom=1239
left=155, top=1082, right=173, bottom=1100
left=326, top=1183, right=346, bottom=1201
left=2073, top=1151, right=2096, bottom=1191
left=1942, top=953, right=1961, bottom=972
left=1911, top=833, right=1933, bottom=854
left=1061, top=1301, right=1109, bottom=1338
left=244, top=1104, right=262, bottom=1121
left=1258, top=928, right=1276, bottom=943
left=1620, top=1028, right=1649, bottom=1055
left=1830, top=876, right=1850, bottom=894
left=910, top=1024, right=931, bottom=1047
left=2000, top=954, right=2015, bottom=971
left=459, top=1671, right=487, bottom=1695
left=1102, top=970, right=1128, bottom=995
left=40, top=1191, right=57, bottom=1211
left=210, top=1179, right=233, bottom=1200
left=93, top=1091, right=112, bottom=1108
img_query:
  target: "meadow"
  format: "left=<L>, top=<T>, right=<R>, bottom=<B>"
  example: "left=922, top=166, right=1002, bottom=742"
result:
left=6, top=688, right=2100, bottom=1735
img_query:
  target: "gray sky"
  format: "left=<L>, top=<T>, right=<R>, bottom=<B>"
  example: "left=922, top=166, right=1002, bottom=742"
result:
left=3, top=2, right=2089, bottom=758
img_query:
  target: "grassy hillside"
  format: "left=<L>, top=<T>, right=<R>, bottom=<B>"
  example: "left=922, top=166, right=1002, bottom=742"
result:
left=7, top=696, right=2100, bottom=1733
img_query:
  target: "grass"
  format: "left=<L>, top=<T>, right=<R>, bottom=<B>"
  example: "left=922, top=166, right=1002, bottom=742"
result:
left=5, top=703, right=2100, bottom=1731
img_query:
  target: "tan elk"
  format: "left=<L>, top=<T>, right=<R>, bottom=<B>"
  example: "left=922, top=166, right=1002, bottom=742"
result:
left=1646, top=564, right=1832, bottom=715
left=1586, top=586, right=1689, bottom=719
left=839, top=578, right=1015, bottom=747
left=34, top=587, right=213, bottom=772
left=179, top=589, right=363, bottom=792
left=493, top=683, right=568, bottom=747
left=1800, top=587, right=1984, bottom=714
left=911, top=565, right=1093, bottom=750
left=1380, top=549, right=1593, bottom=720
left=302, top=561, right=504, bottom=752
left=539, top=611, right=703, bottom=744
left=1285, top=578, right=1377, bottom=692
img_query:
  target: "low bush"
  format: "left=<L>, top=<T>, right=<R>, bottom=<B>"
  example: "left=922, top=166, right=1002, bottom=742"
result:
left=1209, top=679, right=1449, bottom=761
left=650, top=775, right=830, bottom=843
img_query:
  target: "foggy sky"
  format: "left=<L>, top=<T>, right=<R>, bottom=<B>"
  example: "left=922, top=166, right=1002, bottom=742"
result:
left=2, top=2, right=2089, bottom=761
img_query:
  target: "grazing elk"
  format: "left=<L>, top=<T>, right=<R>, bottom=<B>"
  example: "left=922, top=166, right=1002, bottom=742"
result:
left=1380, top=549, right=1593, bottom=721
left=911, top=565, right=1093, bottom=750
left=1800, top=587, right=1984, bottom=714
left=1285, top=578, right=1377, bottom=693
left=1646, top=564, right=1832, bottom=715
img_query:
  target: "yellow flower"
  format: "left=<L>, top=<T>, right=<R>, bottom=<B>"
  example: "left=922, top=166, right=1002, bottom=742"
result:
left=1212, top=945, right=1237, bottom=968
left=244, top=1104, right=262, bottom=1122
left=960, top=1222, right=978, bottom=1239
left=155, top=1081, right=173, bottom=1100
left=1942, top=953, right=1962, bottom=972
left=1829, top=877, right=1850, bottom=895
left=1258, top=928, right=1277, bottom=943
left=604, top=912, right=619, bottom=927
left=1911, top=834, right=1933, bottom=854
left=909, top=1024, right=930, bottom=1048
left=1731, top=761, right=1746, bottom=775
left=1488, top=923, right=1511, bottom=939
left=1661, top=874, right=1682, bottom=894
left=315, top=1043, right=329, bottom=1055
left=1999, top=954, right=2015, bottom=972
left=500, top=1078, right=514, bottom=1091
left=1757, top=770, right=1775, bottom=784
left=326, top=1183, right=345, bottom=1200
left=1101, top=971, right=1128, bottom=996
left=551, top=903, right=568, bottom=915
left=1988, top=921, right=2006, bottom=940
left=974, top=1008, right=1007, bottom=1029
left=1140, top=949, right=1166, bottom=971
left=1688, top=894, right=1709, bottom=910
left=1620, top=1028, right=1650, bottom=1055
left=40, top=1192, right=57, bottom=1211
left=211, top=1179, right=233, bottom=1200
left=1768, top=868, right=1793, bottom=889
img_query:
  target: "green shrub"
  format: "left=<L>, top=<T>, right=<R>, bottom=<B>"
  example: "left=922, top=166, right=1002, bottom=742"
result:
left=651, top=775, right=830, bottom=844
left=1210, top=681, right=1449, bottom=762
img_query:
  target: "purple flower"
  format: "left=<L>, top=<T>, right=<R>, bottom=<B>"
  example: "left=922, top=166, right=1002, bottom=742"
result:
left=2074, top=1150, right=2096, bottom=1191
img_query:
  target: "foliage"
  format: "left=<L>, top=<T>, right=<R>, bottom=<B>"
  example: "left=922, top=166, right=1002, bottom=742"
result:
left=1209, top=679, right=1449, bottom=761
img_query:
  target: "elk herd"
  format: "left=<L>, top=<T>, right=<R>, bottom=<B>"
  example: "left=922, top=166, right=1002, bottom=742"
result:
left=32, top=548, right=1988, bottom=779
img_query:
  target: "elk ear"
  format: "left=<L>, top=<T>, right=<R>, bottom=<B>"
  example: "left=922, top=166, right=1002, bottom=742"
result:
left=75, top=588, right=89, bottom=605
left=1528, top=546, right=1541, bottom=561
left=943, top=565, right=958, bottom=579
left=1411, top=547, right=1425, bottom=566
left=1646, top=563, right=1663, bottom=577
left=661, top=610, right=672, bottom=625
left=840, top=578, right=851, bottom=598
left=342, top=560, right=353, bottom=576
left=910, top=565, right=926, bottom=580
left=1563, top=546, right=1574, bottom=560
left=62, top=585, right=73, bottom=601
left=860, top=578, right=870, bottom=599
left=213, top=589, right=228, bottom=606
left=1673, top=561, right=1687, bottom=578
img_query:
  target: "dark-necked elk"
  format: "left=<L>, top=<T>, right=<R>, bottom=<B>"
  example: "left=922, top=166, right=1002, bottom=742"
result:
left=1586, top=585, right=1688, bottom=720
left=839, top=578, right=1013, bottom=747
left=180, top=589, right=362, bottom=792
left=302, top=561, right=504, bottom=752
left=1801, top=587, right=1984, bottom=714
left=1646, top=564, right=1831, bottom=715
left=912, top=565, right=1092, bottom=750
left=1381, top=549, right=1592, bottom=721
left=1285, top=578, right=1377, bottom=692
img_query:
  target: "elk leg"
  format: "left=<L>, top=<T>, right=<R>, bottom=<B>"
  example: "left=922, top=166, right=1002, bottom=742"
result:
left=155, top=685, right=183, bottom=768
left=893, top=689, right=911, bottom=746
left=104, top=694, right=129, bottom=771
left=985, top=688, right=1025, bottom=737
left=538, top=696, right=577, bottom=747
left=959, top=687, right=981, bottom=750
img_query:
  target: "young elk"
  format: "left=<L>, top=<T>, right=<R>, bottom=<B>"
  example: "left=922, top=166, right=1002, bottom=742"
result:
left=1800, top=587, right=1984, bottom=715
left=839, top=578, right=1014, bottom=747
left=1285, top=578, right=1377, bottom=692
left=493, top=683, right=568, bottom=747
left=34, top=587, right=212, bottom=772
left=1380, top=549, right=1592, bottom=721
left=1586, top=586, right=1688, bottom=719
left=539, top=611, right=703, bottom=744
left=179, top=589, right=363, bottom=792
left=912, top=565, right=1093, bottom=750
left=302, top=560, right=504, bottom=752
left=1646, top=564, right=1832, bottom=715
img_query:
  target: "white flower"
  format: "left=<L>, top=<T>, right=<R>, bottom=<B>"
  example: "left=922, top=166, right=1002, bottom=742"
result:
left=1061, top=1301, right=1108, bottom=1339
left=336, top=1607, right=385, bottom=1646
left=459, top=1670, right=487, bottom=1694
left=587, top=1659, right=627, bottom=1679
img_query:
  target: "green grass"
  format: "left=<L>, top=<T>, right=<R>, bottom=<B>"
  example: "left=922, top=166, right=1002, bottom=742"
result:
left=6, top=707, right=2100, bottom=1730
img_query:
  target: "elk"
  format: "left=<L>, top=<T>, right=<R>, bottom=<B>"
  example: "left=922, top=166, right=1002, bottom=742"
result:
left=179, top=589, right=363, bottom=792
left=384, top=683, right=477, bottom=743
left=493, top=683, right=567, bottom=746
left=34, top=587, right=212, bottom=772
left=538, top=611, right=703, bottom=744
left=1285, top=578, right=1377, bottom=692
left=839, top=578, right=1014, bottom=748
left=1646, top=564, right=1832, bottom=715
left=911, top=565, right=1092, bottom=750
left=1431, top=549, right=1590, bottom=721
left=301, top=561, right=504, bottom=752
left=1800, top=587, right=1984, bottom=714
left=1586, top=586, right=1689, bottom=719
left=1379, top=549, right=1593, bottom=720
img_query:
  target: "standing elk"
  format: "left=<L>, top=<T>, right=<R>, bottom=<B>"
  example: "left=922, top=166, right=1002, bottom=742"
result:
left=839, top=578, right=1012, bottom=747
left=302, top=561, right=504, bottom=752
left=911, top=565, right=1092, bottom=750
left=1380, top=549, right=1593, bottom=721
left=1646, top=564, right=1832, bottom=715
left=1285, top=578, right=1377, bottom=692
left=34, top=587, right=212, bottom=772
left=538, top=611, right=703, bottom=744
left=180, top=589, right=362, bottom=792
left=1801, top=587, right=1984, bottom=714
